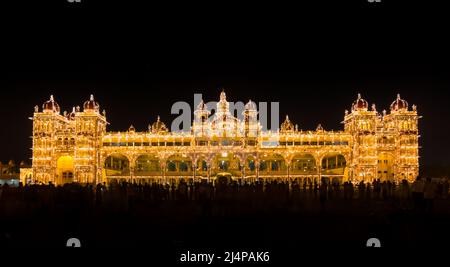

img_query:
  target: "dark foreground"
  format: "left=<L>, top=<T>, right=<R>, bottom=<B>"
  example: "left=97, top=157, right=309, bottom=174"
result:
left=0, top=179, right=449, bottom=250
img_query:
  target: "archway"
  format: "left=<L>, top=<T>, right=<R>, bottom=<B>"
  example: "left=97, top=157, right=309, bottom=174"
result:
left=166, top=154, right=192, bottom=174
left=321, top=153, right=347, bottom=184
left=259, top=153, right=286, bottom=177
left=290, top=153, right=317, bottom=183
left=135, top=154, right=161, bottom=176
left=56, top=155, right=74, bottom=184
left=211, top=152, right=241, bottom=178
left=104, top=154, right=130, bottom=179
left=245, top=155, right=257, bottom=177
left=196, top=156, right=209, bottom=178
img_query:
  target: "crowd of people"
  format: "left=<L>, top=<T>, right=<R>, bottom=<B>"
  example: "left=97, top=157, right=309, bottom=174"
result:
left=0, top=176, right=448, bottom=217
left=1, top=177, right=449, bottom=247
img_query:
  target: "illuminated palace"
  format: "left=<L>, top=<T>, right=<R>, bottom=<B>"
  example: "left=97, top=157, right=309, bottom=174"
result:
left=29, top=91, right=420, bottom=185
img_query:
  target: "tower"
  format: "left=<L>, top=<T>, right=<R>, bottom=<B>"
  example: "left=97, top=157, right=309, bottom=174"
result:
left=193, top=100, right=210, bottom=137
left=382, top=94, right=420, bottom=182
left=344, top=94, right=378, bottom=182
left=243, top=100, right=259, bottom=138
left=31, top=95, right=69, bottom=184
left=74, top=95, right=107, bottom=184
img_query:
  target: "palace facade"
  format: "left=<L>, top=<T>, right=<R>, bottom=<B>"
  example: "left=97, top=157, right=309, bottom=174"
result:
left=30, top=91, right=420, bottom=185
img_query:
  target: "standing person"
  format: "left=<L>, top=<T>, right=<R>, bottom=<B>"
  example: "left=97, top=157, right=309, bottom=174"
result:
left=442, top=178, right=449, bottom=199
left=411, top=177, right=425, bottom=213
left=399, top=179, right=410, bottom=210
left=313, top=180, right=318, bottom=199
left=319, top=178, right=328, bottom=212
left=423, top=177, right=436, bottom=214
left=348, top=181, right=354, bottom=200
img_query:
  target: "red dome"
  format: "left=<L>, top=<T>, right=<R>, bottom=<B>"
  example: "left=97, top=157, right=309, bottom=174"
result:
left=390, top=94, right=408, bottom=111
left=83, top=94, right=100, bottom=112
left=352, top=93, right=368, bottom=111
left=42, top=95, right=60, bottom=113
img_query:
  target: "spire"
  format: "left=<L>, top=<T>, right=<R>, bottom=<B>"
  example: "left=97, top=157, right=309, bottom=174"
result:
left=50, top=95, right=54, bottom=101
left=90, top=94, right=94, bottom=101
left=220, top=90, right=226, bottom=101
left=397, top=93, right=401, bottom=100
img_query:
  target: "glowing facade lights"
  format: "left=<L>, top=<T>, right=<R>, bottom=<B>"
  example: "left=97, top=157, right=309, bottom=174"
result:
left=30, top=92, right=419, bottom=185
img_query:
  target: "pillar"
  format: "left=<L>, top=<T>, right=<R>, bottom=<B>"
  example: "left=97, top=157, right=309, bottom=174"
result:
left=255, top=160, right=260, bottom=181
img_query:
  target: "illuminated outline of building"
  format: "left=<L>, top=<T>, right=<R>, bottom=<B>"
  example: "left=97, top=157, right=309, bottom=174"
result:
left=29, top=91, right=420, bottom=185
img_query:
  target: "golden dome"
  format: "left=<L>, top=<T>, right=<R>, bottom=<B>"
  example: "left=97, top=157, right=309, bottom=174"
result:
left=390, top=94, right=408, bottom=112
left=42, top=95, right=60, bottom=113
left=83, top=94, right=100, bottom=112
left=151, top=116, right=168, bottom=134
left=352, top=93, right=368, bottom=111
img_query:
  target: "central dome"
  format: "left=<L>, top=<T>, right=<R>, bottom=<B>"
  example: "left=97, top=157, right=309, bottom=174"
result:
left=352, top=93, right=368, bottom=111
left=151, top=116, right=168, bottom=134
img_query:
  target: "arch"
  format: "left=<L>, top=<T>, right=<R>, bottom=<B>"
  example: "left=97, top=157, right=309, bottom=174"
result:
left=166, top=154, right=192, bottom=173
left=245, top=155, right=257, bottom=172
left=211, top=152, right=241, bottom=177
left=196, top=156, right=209, bottom=172
left=259, top=153, right=286, bottom=173
left=321, top=153, right=347, bottom=183
left=291, top=153, right=317, bottom=174
left=56, top=155, right=74, bottom=184
left=135, top=154, right=161, bottom=176
left=104, top=153, right=130, bottom=176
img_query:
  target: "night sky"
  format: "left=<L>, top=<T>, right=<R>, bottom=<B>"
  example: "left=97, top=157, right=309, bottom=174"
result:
left=1, top=1, right=449, bottom=170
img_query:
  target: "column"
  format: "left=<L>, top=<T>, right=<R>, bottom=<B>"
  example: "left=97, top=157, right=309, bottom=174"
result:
left=161, top=162, right=166, bottom=184
left=207, top=162, right=211, bottom=183
left=255, top=160, right=260, bottom=181
left=193, top=163, right=197, bottom=181
left=317, top=162, right=322, bottom=185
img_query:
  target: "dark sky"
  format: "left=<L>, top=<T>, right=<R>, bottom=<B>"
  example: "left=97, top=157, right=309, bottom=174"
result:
left=1, top=1, right=449, bottom=167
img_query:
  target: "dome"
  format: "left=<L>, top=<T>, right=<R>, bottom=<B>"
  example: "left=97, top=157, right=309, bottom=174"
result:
left=390, top=94, right=408, bottom=112
left=66, top=107, right=76, bottom=120
left=151, top=116, right=168, bottom=134
left=42, top=95, right=60, bottom=113
left=83, top=94, right=100, bottom=112
left=245, top=100, right=257, bottom=111
left=352, top=93, right=368, bottom=111
left=280, top=115, right=294, bottom=133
